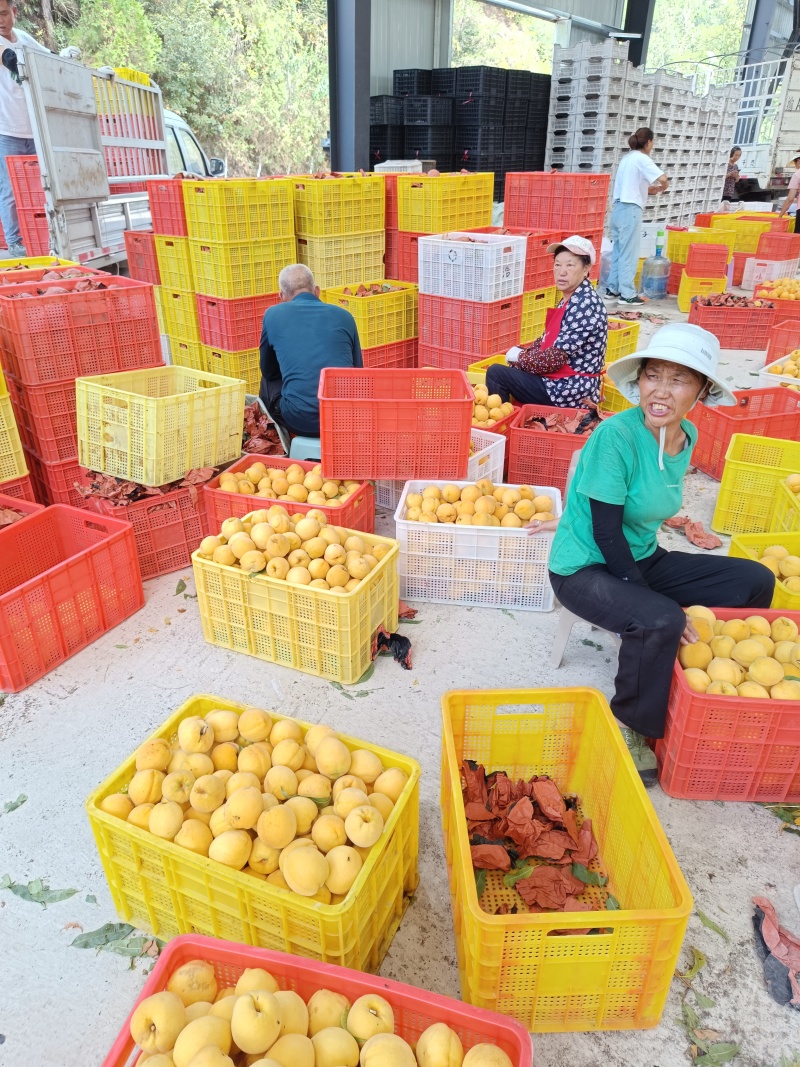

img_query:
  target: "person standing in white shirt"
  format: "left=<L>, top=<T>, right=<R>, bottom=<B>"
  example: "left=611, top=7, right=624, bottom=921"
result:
left=605, top=127, right=669, bottom=307
left=778, top=152, right=800, bottom=222
left=0, top=0, right=47, bottom=256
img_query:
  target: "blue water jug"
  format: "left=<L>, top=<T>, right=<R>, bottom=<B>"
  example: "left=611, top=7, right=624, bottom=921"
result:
left=640, top=247, right=671, bottom=300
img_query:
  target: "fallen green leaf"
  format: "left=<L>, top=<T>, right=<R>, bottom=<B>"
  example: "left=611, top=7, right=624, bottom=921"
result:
left=71, top=922, right=134, bottom=949
left=474, top=868, right=487, bottom=898
left=580, top=638, right=603, bottom=650
left=693, top=1041, right=740, bottom=1066
left=329, top=681, right=344, bottom=690
left=606, top=893, right=620, bottom=910
left=183, top=593, right=197, bottom=600
left=682, top=999, right=701, bottom=1036
left=572, top=862, right=608, bottom=886
left=398, top=618, right=421, bottom=623
left=356, top=661, right=375, bottom=684
left=1, top=874, right=78, bottom=906
left=175, top=578, right=187, bottom=595
left=71, top=923, right=165, bottom=960
left=678, top=946, right=707, bottom=984
left=500, top=609, right=515, bottom=618
left=696, top=908, right=730, bottom=943
left=503, top=864, right=534, bottom=888
left=694, top=990, right=716, bottom=1010
left=114, top=644, right=128, bottom=649
left=2, top=794, right=27, bottom=813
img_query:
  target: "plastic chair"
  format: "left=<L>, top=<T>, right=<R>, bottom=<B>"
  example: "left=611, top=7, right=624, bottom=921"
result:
left=550, top=607, right=621, bottom=668
left=289, top=436, right=321, bottom=461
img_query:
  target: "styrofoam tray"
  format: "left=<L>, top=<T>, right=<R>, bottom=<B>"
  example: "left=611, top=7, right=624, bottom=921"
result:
left=757, top=356, right=800, bottom=391
left=375, top=428, right=505, bottom=512
left=393, top=478, right=562, bottom=611
left=418, top=231, right=526, bottom=302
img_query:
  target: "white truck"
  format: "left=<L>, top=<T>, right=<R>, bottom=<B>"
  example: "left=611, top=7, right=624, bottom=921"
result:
left=15, top=46, right=223, bottom=269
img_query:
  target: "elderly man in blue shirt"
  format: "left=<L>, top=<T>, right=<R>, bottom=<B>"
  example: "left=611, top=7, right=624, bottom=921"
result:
left=259, top=263, right=363, bottom=439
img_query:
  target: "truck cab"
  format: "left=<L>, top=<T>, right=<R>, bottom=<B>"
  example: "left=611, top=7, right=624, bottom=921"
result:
left=163, top=109, right=225, bottom=178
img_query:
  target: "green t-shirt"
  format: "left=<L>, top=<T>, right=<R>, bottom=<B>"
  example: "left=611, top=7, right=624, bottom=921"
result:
left=549, top=406, right=698, bottom=576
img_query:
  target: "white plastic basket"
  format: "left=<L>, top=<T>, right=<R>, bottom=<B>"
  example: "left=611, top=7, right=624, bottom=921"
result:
left=393, top=479, right=562, bottom=611
left=757, top=356, right=800, bottom=391
left=374, top=160, right=423, bottom=173
left=741, top=257, right=800, bottom=291
left=375, top=429, right=506, bottom=512
left=418, top=232, right=527, bottom=302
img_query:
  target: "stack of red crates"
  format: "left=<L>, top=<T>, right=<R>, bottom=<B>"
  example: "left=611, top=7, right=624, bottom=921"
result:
left=6, top=156, right=49, bottom=256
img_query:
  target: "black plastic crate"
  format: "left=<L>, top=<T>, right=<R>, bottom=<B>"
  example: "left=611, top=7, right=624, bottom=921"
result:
left=525, top=124, right=547, bottom=148
left=431, top=68, right=457, bottom=95
left=369, top=125, right=405, bottom=168
left=506, top=70, right=532, bottom=97
left=523, top=151, right=545, bottom=171
left=393, top=69, right=431, bottom=96
left=454, top=125, right=503, bottom=155
left=503, top=126, right=526, bottom=153
left=455, top=96, right=505, bottom=126
left=404, top=125, right=455, bottom=162
left=455, top=66, right=507, bottom=97
left=370, top=95, right=404, bottom=125
left=530, top=73, right=551, bottom=96
left=404, top=95, right=454, bottom=125
left=457, top=151, right=501, bottom=175
left=504, top=98, right=529, bottom=125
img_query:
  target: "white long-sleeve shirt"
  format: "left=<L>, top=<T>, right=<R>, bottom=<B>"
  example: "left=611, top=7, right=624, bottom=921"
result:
left=0, top=30, right=48, bottom=137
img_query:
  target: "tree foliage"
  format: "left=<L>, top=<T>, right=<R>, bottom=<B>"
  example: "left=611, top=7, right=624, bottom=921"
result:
left=646, top=0, right=749, bottom=70
left=452, top=0, right=553, bottom=72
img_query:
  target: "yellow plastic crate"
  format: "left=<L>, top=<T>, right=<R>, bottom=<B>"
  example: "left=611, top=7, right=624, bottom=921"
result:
left=169, top=337, right=206, bottom=372
left=296, top=232, right=385, bottom=291
left=321, top=280, right=418, bottom=346
left=113, top=67, right=150, bottom=85
left=397, top=173, right=494, bottom=233
left=440, top=687, right=692, bottom=1032
left=76, top=365, right=246, bottom=486
left=676, top=272, right=726, bottom=313
left=161, top=286, right=200, bottom=343
left=599, top=375, right=633, bottom=414
left=710, top=216, right=774, bottom=253
left=154, top=235, right=194, bottom=291
left=183, top=178, right=294, bottom=242
left=153, top=286, right=166, bottom=334
left=86, top=692, right=420, bottom=966
left=768, top=479, right=800, bottom=535
left=0, top=364, right=7, bottom=399
left=190, top=236, right=296, bottom=299
left=193, top=526, right=399, bottom=683
left=0, top=394, right=26, bottom=482
left=520, top=286, right=558, bottom=342
left=203, top=344, right=260, bottom=393
left=729, top=529, right=800, bottom=609
left=292, top=173, right=385, bottom=237
left=0, top=256, right=76, bottom=271
left=467, top=355, right=507, bottom=381
left=605, top=318, right=640, bottom=362
left=666, top=228, right=735, bottom=264
left=711, top=433, right=800, bottom=534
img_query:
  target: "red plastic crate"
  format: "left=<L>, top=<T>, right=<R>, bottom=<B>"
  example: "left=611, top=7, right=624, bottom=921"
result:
left=507, top=404, right=590, bottom=492
left=567, top=227, right=603, bottom=282
left=101, top=934, right=533, bottom=1067
left=146, top=178, right=187, bottom=236
left=204, top=454, right=376, bottom=533
left=6, top=155, right=44, bottom=210
left=123, top=230, right=161, bottom=285
left=754, top=283, right=800, bottom=323
left=319, top=367, right=473, bottom=480
left=688, top=388, right=800, bottom=480
left=766, top=319, right=800, bottom=365
left=694, top=212, right=714, bottom=227
left=385, top=173, right=399, bottom=228
left=384, top=227, right=399, bottom=278
left=0, top=472, right=34, bottom=500
left=756, top=231, right=800, bottom=259
left=657, top=607, right=800, bottom=801
left=0, top=489, right=43, bottom=520
left=84, top=480, right=206, bottom=580
left=667, top=261, right=683, bottom=295
left=112, top=181, right=148, bottom=195
left=5, top=375, right=77, bottom=464
left=362, top=337, right=417, bottom=369
left=0, top=504, right=143, bottom=691
left=24, top=449, right=86, bottom=508
left=0, top=264, right=99, bottom=285
left=504, top=172, right=610, bottom=233
left=731, top=251, right=749, bottom=287
left=18, top=209, right=49, bottom=256
left=467, top=226, right=561, bottom=291
left=397, top=230, right=423, bottom=283
left=688, top=299, right=777, bottom=349
left=195, top=292, right=279, bottom=350
left=419, top=293, right=522, bottom=356
left=685, top=243, right=729, bottom=278
left=418, top=343, right=474, bottom=371
left=0, top=276, right=162, bottom=386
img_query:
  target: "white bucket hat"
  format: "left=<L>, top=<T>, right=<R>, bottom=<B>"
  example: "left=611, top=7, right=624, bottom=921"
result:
left=606, top=322, right=737, bottom=407
left=546, top=235, right=596, bottom=265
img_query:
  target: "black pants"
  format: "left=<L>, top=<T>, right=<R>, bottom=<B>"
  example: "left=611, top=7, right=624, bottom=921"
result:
left=549, top=547, right=775, bottom=739
left=486, top=364, right=553, bottom=406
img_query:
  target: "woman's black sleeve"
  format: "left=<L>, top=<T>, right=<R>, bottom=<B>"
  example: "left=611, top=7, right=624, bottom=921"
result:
left=589, top=497, right=649, bottom=586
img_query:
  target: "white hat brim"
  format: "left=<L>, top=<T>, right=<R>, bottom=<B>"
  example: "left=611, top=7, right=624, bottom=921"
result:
left=606, top=345, right=738, bottom=407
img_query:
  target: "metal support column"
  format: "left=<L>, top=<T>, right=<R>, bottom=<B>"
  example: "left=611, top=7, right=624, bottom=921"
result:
left=623, top=0, right=657, bottom=67
left=327, top=0, right=371, bottom=172
left=746, top=0, right=779, bottom=61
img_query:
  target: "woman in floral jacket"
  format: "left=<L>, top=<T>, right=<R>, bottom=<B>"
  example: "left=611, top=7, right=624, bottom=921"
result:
left=486, top=236, right=608, bottom=408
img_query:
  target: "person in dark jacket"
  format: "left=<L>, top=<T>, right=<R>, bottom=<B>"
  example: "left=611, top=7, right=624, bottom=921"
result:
left=259, top=263, right=363, bottom=437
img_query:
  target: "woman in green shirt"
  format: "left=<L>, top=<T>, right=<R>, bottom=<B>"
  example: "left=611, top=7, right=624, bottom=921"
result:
left=546, top=323, right=775, bottom=783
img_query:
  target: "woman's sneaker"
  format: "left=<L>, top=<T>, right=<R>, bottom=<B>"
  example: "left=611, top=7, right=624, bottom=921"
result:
left=618, top=295, right=647, bottom=306
left=619, top=726, right=658, bottom=786
left=603, top=289, right=620, bottom=300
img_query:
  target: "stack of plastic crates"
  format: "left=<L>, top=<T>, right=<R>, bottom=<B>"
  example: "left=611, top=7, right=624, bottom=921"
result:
left=320, top=279, right=418, bottom=369
left=676, top=241, right=729, bottom=312
left=665, top=227, right=735, bottom=296
left=0, top=268, right=163, bottom=508
left=5, top=156, right=49, bottom=256
left=293, top=173, right=385, bottom=290
left=392, top=171, right=494, bottom=285
left=0, top=362, right=30, bottom=501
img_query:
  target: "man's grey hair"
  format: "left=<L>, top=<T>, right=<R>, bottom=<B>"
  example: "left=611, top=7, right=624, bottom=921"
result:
left=279, top=264, right=316, bottom=298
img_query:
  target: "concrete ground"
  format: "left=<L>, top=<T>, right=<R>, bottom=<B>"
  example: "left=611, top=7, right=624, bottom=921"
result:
left=2, top=298, right=800, bottom=1067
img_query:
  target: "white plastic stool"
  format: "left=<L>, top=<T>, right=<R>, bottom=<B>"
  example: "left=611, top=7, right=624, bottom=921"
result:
left=289, top=435, right=321, bottom=461
left=550, top=607, right=621, bottom=668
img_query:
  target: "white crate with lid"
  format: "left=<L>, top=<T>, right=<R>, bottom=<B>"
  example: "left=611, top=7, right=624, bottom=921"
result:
left=418, top=231, right=527, bottom=302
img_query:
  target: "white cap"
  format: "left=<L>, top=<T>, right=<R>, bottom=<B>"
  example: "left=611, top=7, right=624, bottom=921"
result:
left=606, top=322, right=737, bottom=407
left=546, top=235, right=596, bottom=265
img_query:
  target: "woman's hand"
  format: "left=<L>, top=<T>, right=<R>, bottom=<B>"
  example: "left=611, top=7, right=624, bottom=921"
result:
left=525, top=517, right=560, bottom=535
left=680, top=616, right=700, bottom=646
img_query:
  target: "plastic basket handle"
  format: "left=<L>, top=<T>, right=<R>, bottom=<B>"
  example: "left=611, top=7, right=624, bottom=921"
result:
left=83, top=517, right=115, bottom=536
